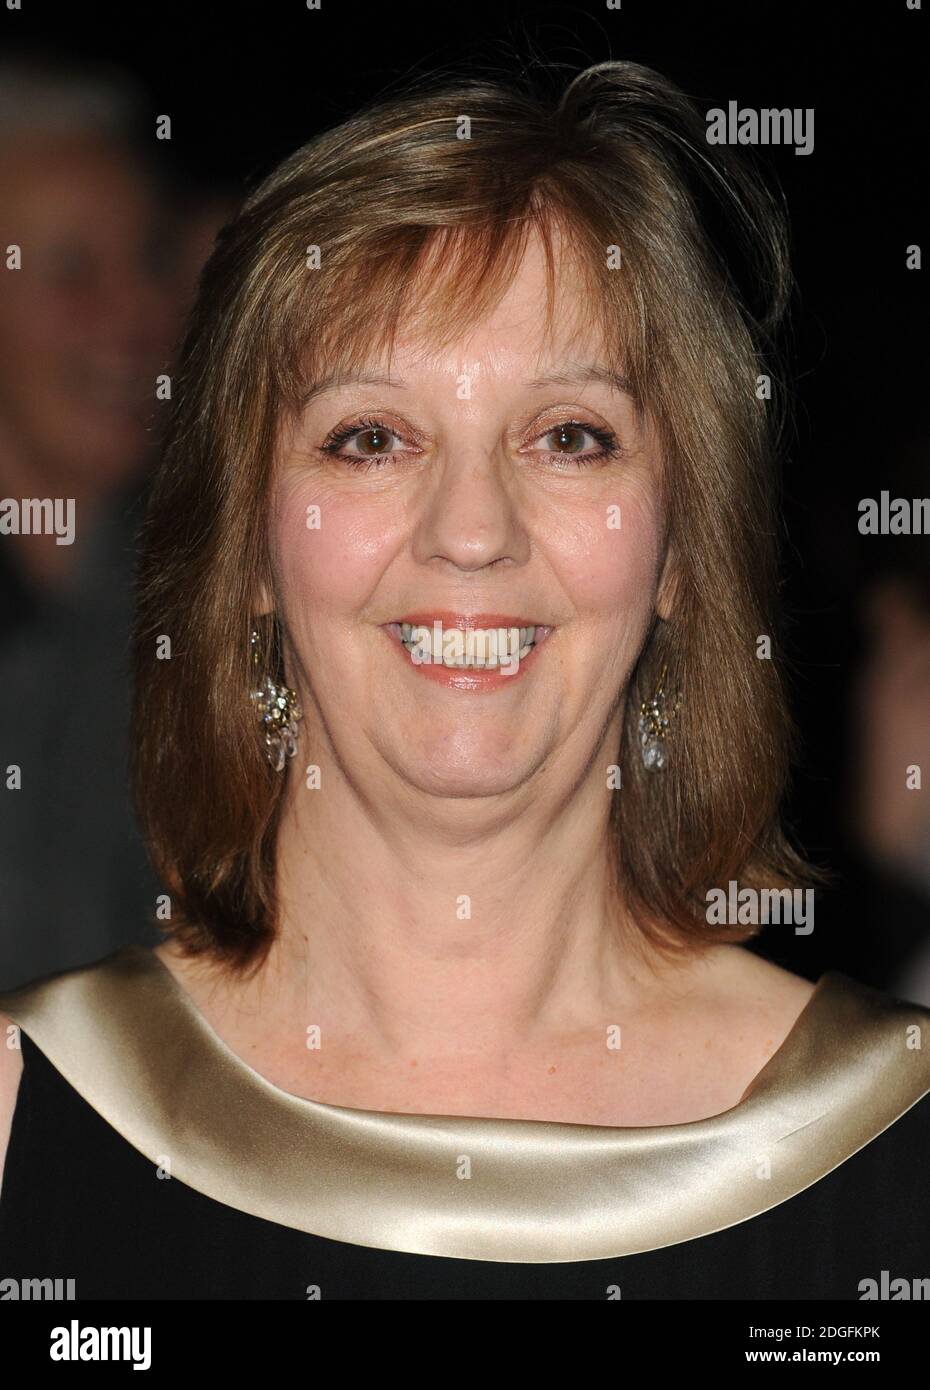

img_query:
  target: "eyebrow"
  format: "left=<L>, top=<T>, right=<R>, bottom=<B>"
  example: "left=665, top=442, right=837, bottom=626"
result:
left=299, top=363, right=635, bottom=405
left=526, top=364, right=635, bottom=398
left=300, top=373, right=401, bottom=405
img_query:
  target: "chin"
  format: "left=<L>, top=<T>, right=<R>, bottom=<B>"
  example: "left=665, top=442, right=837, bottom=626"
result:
left=387, top=740, right=542, bottom=801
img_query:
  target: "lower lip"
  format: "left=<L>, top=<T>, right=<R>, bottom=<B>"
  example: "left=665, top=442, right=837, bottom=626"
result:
left=382, top=624, right=549, bottom=691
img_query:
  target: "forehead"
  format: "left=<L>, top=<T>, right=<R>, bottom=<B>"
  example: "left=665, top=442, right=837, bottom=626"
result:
left=288, top=214, right=640, bottom=419
left=367, top=228, right=608, bottom=384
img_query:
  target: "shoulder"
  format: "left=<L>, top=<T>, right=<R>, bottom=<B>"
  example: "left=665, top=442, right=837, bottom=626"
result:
left=0, top=1010, right=25, bottom=1196
left=701, top=943, right=930, bottom=1051
left=699, top=943, right=816, bottom=1004
left=677, top=945, right=930, bottom=1110
left=672, top=945, right=817, bottom=1069
left=0, top=946, right=153, bottom=1195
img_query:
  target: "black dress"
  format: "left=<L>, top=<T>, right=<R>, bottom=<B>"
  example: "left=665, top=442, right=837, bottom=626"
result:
left=1, top=946, right=928, bottom=1300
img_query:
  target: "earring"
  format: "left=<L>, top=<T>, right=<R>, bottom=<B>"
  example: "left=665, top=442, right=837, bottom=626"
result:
left=638, top=663, right=681, bottom=772
left=249, top=627, right=302, bottom=772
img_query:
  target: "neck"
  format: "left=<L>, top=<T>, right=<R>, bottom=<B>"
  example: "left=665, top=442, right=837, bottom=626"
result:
left=257, top=728, right=671, bottom=1060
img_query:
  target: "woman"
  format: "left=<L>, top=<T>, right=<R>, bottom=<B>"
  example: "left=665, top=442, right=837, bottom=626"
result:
left=1, top=60, right=927, bottom=1300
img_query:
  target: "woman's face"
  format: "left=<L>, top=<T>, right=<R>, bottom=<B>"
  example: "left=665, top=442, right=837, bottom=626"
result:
left=268, top=231, right=674, bottom=803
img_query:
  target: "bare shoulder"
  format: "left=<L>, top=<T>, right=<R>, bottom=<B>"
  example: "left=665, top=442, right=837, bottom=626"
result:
left=695, top=945, right=818, bottom=1052
left=0, top=1011, right=25, bottom=1196
left=709, top=945, right=817, bottom=1010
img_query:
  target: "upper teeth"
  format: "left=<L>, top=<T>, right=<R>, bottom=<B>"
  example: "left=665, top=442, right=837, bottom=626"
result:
left=399, top=622, right=537, bottom=668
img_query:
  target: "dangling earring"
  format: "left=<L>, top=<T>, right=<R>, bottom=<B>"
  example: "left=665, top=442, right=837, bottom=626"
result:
left=638, top=663, right=681, bottom=772
left=249, top=626, right=302, bottom=772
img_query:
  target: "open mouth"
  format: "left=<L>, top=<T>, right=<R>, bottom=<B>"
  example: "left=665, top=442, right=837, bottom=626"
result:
left=383, top=614, right=554, bottom=678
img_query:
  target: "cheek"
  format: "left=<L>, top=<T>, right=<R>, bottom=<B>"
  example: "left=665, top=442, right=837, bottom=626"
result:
left=539, top=484, right=663, bottom=623
left=270, top=475, right=407, bottom=621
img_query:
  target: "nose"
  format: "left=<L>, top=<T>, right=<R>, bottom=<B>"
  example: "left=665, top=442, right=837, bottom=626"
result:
left=411, top=446, right=531, bottom=573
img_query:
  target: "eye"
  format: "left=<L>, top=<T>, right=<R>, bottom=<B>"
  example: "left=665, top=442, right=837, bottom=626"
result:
left=320, top=416, right=416, bottom=470
left=318, top=414, right=622, bottom=471
left=527, top=420, right=622, bottom=468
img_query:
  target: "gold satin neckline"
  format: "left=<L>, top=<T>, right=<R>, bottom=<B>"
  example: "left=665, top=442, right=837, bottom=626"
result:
left=2, top=945, right=929, bottom=1263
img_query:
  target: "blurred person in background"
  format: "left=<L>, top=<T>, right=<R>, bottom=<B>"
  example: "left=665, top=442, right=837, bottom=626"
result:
left=850, top=445, right=930, bottom=1003
left=0, top=52, right=229, bottom=988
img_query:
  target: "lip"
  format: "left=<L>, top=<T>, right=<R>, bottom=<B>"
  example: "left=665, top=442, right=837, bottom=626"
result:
left=381, top=611, right=553, bottom=691
left=394, top=610, right=546, bottom=629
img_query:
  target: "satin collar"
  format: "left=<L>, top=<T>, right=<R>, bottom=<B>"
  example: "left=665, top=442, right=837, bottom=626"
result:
left=2, top=945, right=929, bottom=1262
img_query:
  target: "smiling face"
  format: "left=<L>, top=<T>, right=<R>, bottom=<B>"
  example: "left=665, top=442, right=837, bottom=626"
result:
left=265, top=228, right=675, bottom=803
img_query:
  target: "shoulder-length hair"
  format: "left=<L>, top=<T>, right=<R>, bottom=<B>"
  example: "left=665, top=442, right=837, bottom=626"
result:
left=131, top=59, right=821, bottom=975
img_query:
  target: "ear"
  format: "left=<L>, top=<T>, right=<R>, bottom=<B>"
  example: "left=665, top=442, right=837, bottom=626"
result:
left=655, top=541, right=678, bottom=622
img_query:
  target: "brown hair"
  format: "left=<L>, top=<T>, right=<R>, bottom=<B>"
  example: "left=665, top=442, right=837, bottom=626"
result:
left=131, top=59, right=822, bottom=974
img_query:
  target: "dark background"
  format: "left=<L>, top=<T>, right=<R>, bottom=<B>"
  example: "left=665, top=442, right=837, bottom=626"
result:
left=3, top=0, right=927, bottom=986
